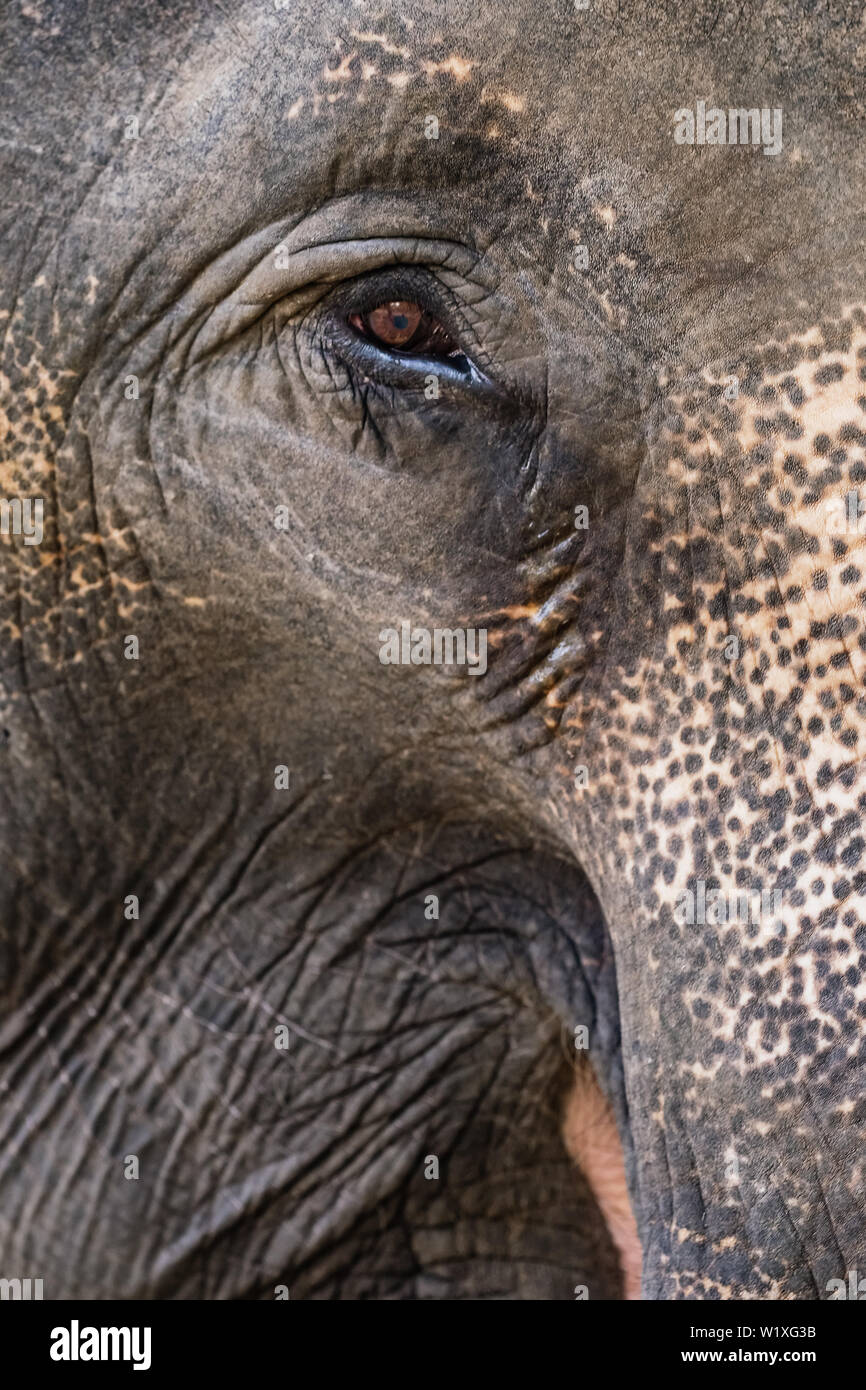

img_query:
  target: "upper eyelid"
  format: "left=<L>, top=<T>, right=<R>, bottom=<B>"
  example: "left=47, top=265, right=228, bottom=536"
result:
left=186, top=235, right=486, bottom=366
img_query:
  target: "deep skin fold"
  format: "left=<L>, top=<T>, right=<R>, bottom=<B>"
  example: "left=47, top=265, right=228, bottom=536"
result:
left=1, top=0, right=865, bottom=1298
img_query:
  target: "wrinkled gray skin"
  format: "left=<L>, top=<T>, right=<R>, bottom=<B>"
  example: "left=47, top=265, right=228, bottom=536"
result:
left=2, top=0, right=866, bottom=1299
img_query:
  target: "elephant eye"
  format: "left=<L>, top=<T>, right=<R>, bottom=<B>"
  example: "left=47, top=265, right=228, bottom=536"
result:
left=348, top=300, right=461, bottom=358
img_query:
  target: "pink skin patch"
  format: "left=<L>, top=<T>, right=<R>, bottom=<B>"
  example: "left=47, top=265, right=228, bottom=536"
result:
left=563, top=1066, right=643, bottom=1300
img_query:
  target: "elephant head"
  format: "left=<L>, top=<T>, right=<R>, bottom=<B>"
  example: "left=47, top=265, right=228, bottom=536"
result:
left=1, top=0, right=865, bottom=1300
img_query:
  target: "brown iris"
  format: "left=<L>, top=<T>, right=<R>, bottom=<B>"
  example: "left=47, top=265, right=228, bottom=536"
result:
left=348, top=300, right=457, bottom=356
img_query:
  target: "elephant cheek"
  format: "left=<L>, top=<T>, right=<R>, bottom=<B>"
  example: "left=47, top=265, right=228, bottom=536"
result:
left=568, top=702, right=866, bottom=1298
left=554, top=335, right=866, bottom=1297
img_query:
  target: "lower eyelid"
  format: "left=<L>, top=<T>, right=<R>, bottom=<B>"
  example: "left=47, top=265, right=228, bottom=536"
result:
left=320, top=308, right=511, bottom=406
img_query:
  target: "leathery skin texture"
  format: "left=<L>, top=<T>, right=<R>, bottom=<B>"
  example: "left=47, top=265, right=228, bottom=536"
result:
left=0, top=0, right=864, bottom=1300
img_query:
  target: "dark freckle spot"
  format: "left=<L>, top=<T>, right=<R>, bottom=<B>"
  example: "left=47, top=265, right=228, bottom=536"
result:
left=840, top=564, right=861, bottom=584
left=710, top=733, right=730, bottom=763
left=814, top=362, right=845, bottom=386
left=782, top=452, right=806, bottom=480
left=814, top=433, right=831, bottom=455
left=811, top=570, right=828, bottom=591
left=781, top=380, right=805, bottom=407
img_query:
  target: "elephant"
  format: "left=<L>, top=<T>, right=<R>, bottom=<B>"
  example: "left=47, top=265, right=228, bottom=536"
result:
left=1, top=0, right=865, bottom=1301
